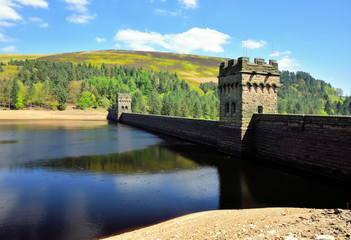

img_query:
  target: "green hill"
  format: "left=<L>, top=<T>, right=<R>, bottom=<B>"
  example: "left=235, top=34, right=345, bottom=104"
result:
left=0, top=50, right=350, bottom=116
left=36, top=50, right=228, bottom=86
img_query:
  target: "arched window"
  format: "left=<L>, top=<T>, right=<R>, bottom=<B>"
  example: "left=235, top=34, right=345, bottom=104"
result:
left=258, top=106, right=263, bottom=114
left=122, top=106, right=125, bottom=110
left=231, top=102, right=236, bottom=115
left=125, top=106, right=128, bottom=110
left=253, top=83, right=258, bottom=93
left=225, top=103, right=229, bottom=114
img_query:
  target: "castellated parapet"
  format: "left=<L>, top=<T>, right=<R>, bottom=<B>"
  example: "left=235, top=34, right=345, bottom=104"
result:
left=218, top=57, right=280, bottom=141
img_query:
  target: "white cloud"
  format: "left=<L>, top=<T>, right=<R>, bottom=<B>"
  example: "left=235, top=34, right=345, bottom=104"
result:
left=114, top=27, right=230, bottom=54
left=28, top=17, right=41, bottom=22
left=180, top=0, right=198, bottom=9
left=155, top=9, right=180, bottom=16
left=95, top=37, right=105, bottom=43
left=0, top=2, right=22, bottom=21
left=39, top=22, right=48, bottom=27
left=64, top=0, right=96, bottom=24
left=28, top=17, right=48, bottom=27
left=0, top=33, right=16, bottom=42
left=1, top=45, right=16, bottom=52
left=241, top=39, right=267, bottom=50
left=278, top=55, right=300, bottom=70
left=64, top=0, right=89, bottom=13
left=0, top=21, right=15, bottom=27
left=66, top=13, right=96, bottom=24
left=16, top=0, right=48, bottom=8
left=269, top=50, right=291, bottom=57
left=0, top=0, right=48, bottom=22
left=114, top=43, right=121, bottom=49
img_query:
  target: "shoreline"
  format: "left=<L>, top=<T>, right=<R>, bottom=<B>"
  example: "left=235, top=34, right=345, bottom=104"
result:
left=101, top=208, right=350, bottom=240
left=0, top=109, right=108, bottom=120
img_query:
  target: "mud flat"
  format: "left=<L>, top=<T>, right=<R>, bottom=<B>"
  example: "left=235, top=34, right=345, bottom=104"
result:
left=0, top=110, right=107, bottom=120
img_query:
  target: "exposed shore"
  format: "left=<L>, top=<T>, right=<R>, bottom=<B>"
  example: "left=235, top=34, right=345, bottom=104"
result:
left=102, top=208, right=350, bottom=240
left=0, top=109, right=108, bottom=120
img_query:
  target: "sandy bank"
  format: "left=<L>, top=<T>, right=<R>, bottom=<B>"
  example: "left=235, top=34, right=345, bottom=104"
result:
left=0, top=110, right=108, bottom=120
left=102, top=208, right=351, bottom=240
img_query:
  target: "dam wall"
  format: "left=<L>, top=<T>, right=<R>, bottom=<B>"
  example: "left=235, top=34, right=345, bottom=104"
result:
left=119, top=113, right=220, bottom=147
left=253, top=114, right=351, bottom=181
left=118, top=112, right=351, bottom=182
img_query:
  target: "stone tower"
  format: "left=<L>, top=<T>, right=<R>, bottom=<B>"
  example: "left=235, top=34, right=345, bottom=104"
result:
left=117, top=93, right=132, bottom=116
left=218, top=57, right=280, bottom=141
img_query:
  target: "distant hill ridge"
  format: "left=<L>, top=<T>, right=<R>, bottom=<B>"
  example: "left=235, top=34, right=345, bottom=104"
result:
left=37, top=50, right=229, bottom=86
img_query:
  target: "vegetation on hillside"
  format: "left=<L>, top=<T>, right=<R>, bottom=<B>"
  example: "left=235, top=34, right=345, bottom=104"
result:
left=0, top=57, right=350, bottom=118
left=37, top=50, right=228, bottom=86
left=278, top=71, right=351, bottom=115
left=0, top=59, right=219, bottom=119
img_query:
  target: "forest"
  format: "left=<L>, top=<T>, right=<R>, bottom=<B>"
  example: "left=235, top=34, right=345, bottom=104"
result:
left=0, top=59, right=350, bottom=118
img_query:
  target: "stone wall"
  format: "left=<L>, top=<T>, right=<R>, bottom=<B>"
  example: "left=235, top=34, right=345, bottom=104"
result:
left=117, top=112, right=351, bottom=183
left=119, top=113, right=219, bottom=147
left=252, top=114, right=351, bottom=182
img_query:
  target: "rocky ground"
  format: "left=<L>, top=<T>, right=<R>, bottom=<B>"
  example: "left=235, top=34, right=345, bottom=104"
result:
left=102, top=208, right=351, bottom=240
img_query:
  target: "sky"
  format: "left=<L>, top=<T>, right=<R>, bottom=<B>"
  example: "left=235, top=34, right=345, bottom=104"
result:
left=0, top=0, right=351, bottom=95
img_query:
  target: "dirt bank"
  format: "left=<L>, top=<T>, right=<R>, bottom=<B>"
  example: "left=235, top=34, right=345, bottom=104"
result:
left=0, top=110, right=108, bottom=120
left=102, top=208, right=351, bottom=240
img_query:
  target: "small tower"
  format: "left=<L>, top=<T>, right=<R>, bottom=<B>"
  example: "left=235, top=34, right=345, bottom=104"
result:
left=117, top=93, right=132, bottom=118
left=218, top=57, right=280, bottom=140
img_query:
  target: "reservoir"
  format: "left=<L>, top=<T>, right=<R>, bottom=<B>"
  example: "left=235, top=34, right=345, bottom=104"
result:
left=0, top=120, right=349, bottom=240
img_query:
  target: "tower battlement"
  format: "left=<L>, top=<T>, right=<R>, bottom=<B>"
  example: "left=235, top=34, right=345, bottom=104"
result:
left=219, top=57, right=279, bottom=77
left=218, top=57, right=280, bottom=131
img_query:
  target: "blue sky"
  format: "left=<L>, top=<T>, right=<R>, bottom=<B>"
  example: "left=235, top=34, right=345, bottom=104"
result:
left=1, top=0, right=351, bottom=95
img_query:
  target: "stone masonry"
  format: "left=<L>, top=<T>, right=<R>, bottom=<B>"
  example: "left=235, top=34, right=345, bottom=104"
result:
left=107, top=93, right=132, bottom=121
left=218, top=57, right=280, bottom=140
left=117, top=93, right=132, bottom=115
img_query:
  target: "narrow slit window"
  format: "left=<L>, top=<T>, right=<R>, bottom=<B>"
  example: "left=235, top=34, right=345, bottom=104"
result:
left=231, top=103, right=236, bottom=114
left=258, top=106, right=263, bottom=113
left=225, top=103, right=229, bottom=113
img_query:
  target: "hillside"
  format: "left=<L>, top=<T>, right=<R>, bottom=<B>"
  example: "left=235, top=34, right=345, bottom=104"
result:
left=36, top=50, right=228, bottom=86
left=0, top=54, right=50, bottom=80
left=0, top=50, right=350, bottom=116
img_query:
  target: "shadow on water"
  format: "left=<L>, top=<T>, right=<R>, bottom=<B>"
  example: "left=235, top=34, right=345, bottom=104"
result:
left=163, top=138, right=351, bottom=210
left=24, top=131, right=351, bottom=210
left=0, top=120, right=350, bottom=240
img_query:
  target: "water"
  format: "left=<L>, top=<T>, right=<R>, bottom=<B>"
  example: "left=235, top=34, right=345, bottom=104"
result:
left=0, top=120, right=349, bottom=240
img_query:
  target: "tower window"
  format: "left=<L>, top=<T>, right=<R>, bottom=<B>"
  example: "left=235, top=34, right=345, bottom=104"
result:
left=225, top=103, right=229, bottom=114
left=231, top=102, right=236, bottom=115
left=122, top=106, right=125, bottom=110
left=258, top=106, right=263, bottom=113
left=125, top=106, right=128, bottom=110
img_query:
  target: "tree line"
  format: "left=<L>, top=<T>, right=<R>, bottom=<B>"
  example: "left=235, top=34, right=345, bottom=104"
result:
left=0, top=59, right=219, bottom=119
left=0, top=59, right=350, bottom=117
left=278, top=71, right=351, bottom=115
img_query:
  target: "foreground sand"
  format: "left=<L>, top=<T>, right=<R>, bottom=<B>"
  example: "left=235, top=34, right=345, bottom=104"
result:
left=0, top=110, right=108, bottom=120
left=102, top=208, right=351, bottom=240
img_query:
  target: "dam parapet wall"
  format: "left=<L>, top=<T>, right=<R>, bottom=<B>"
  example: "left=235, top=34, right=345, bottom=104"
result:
left=118, top=112, right=351, bottom=183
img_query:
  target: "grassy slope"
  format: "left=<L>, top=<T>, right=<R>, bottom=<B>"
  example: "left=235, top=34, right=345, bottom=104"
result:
left=37, top=50, right=228, bottom=86
left=0, top=53, right=50, bottom=80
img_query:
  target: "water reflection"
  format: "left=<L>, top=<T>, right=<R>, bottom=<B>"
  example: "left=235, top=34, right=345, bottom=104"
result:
left=24, top=143, right=199, bottom=174
left=0, top=120, right=219, bottom=240
left=0, top=120, right=350, bottom=240
left=0, top=120, right=161, bottom=168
